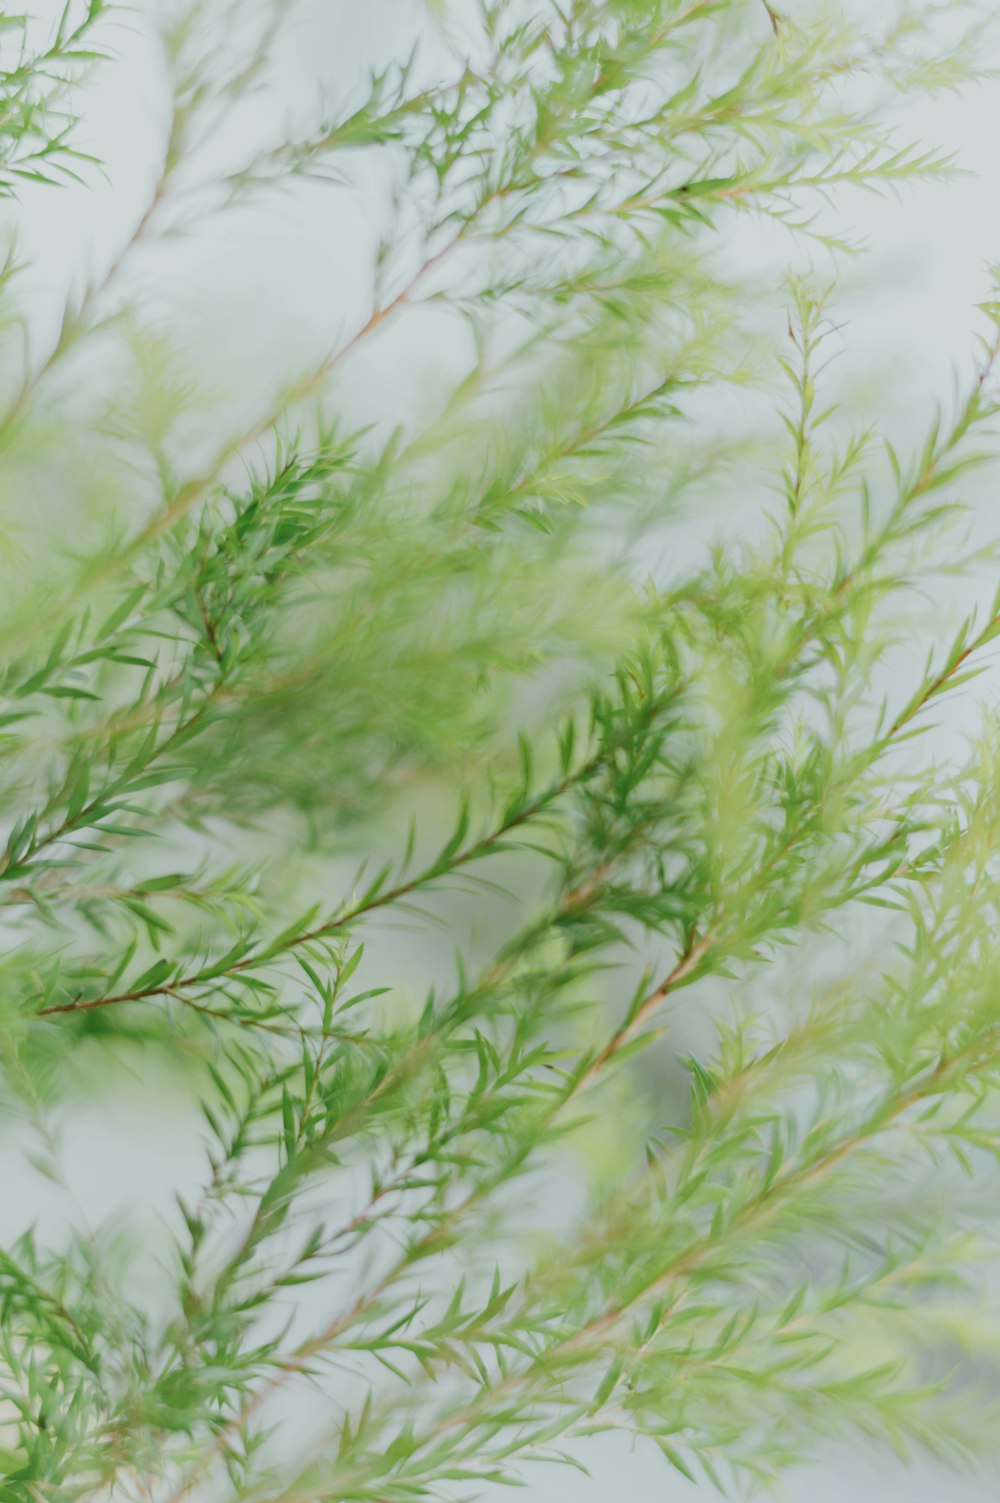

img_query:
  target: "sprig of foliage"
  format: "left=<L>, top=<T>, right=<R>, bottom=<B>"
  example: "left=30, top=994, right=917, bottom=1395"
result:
left=1, top=2, right=1000, bottom=1501
left=0, top=2, right=107, bottom=195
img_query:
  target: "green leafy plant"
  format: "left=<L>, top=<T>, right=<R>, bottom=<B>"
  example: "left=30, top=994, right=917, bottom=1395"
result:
left=2, top=1, right=1000, bottom=1498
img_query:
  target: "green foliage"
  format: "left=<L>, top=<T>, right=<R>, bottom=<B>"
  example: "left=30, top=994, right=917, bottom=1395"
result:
left=0, top=2, right=106, bottom=194
left=1, top=1, right=1000, bottom=1499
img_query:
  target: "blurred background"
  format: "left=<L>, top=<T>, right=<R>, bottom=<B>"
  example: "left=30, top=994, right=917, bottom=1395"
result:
left=4, top=1, right=1000, bottom=1497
